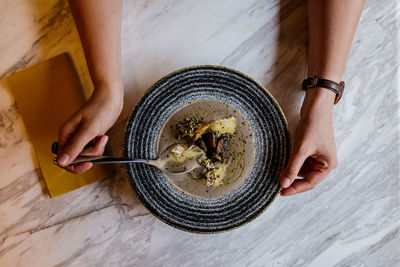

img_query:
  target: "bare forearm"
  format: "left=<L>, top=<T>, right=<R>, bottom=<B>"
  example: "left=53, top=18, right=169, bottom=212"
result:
left=307, top=0, right=365, bottom=83
left=68, top=0, right=123, bottom=93
left=302, top=0, right=365, bottom=115
left=56, top=0, right=124, bottom=170
left=280, top=0, right=365, bottom=195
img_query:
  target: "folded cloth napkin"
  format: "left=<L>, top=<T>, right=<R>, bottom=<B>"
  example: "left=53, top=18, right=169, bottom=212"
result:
left=6, top=53, right=112, bottom=198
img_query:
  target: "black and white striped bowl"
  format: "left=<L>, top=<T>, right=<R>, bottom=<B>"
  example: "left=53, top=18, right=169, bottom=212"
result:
left=124, top=65, right=289, bottom=233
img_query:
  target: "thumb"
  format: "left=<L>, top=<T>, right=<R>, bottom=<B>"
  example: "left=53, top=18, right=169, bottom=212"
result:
left=57, top=126, right=96, bottom=167
left=280, top=148, right=308, bottom=189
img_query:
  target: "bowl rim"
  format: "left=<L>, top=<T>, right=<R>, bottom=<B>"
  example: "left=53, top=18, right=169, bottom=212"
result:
left=122, top=65, right=290, bottom=234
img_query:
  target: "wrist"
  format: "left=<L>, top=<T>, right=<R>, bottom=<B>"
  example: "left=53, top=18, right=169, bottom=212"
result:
left=94, top=78, right=123, bottom=93
left=307, top=71, right=342, bottom=84
left=92, top=83, right=124, bottom=112
left=300, top=87, right=335, bottom=119
left=95, top=80, right=123, bottom=97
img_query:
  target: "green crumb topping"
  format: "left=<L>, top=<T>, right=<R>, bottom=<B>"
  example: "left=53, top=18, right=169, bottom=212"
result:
left=175, top=117, right=203, bottom=140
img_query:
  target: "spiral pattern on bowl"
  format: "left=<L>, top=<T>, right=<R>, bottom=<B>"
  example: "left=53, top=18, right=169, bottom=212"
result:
left=124, top=65, right=290, bottom=233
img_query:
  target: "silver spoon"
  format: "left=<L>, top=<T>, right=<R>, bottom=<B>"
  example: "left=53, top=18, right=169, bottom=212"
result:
left=52, top=143, right=202, bottom=174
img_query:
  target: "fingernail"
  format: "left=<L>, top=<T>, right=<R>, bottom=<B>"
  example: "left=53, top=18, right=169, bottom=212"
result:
left=58, top=154, right=70, bottom=166
left=282, top=178, right=291, bottom=188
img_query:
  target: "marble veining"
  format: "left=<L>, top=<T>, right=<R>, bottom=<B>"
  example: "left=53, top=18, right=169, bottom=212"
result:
left=0, top=0, right=399, bottom=266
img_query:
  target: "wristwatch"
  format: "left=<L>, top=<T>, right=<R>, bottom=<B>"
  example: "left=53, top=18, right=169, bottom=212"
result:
left=302, top=76, right=345, bottom=104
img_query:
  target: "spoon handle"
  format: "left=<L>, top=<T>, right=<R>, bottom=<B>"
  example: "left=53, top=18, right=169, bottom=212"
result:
left=54, top=155, right=147, bottom=166
left=51, top=142, right=147, bottom=166
left=75, top=156, right=147, bottom=165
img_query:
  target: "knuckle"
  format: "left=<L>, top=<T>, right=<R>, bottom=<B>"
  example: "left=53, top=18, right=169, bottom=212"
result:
left=294, top=144, right=311, bottom=156
left=82, top=125, right=97, bottom=137
left=58, top=123, right=68, bottom=136
left=64, top=141, right=82, bottom=156
left=285, top=166, right=298, bottom=178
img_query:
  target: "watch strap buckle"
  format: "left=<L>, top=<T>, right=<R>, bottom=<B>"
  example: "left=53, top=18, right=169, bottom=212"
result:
left=302, top=76, right=345, bottom=105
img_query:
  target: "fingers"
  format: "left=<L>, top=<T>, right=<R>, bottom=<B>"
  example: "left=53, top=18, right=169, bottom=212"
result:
left=57, top=127, right=94, bottom=166
left=81, top=135, right=108, bottom=156
left=59, top=135, right=108, bottom=174
left=280, top=156, right=338, bottom=196
left=56, top=110, right=109, bottom=174
left=280, top=171, right=326, bottom=196
left=298, top=158, right=312, bottom=177
left=57, top=126, right=107, bottom=167
left=63, top=162, right=94, bottom=174
left=280, top=147, right=309, bottom=189
left=58, top=115, right=81, bottom=146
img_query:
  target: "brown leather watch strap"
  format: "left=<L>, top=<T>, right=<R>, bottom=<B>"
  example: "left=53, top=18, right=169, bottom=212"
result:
left=302, top=76, right=345, bottom=104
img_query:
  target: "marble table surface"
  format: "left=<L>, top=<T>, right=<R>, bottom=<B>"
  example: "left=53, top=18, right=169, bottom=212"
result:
left=0, top=0, right=399, bottom=266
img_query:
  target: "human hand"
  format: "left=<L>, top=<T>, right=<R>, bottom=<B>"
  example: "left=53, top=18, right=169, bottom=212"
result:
left=56, top=86, right=123, bottom=174
left=280, top=88, right=338, bottom=196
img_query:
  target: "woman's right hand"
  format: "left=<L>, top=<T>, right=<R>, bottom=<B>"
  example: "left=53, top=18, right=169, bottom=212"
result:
left=56, top=85, right=123, bottom=174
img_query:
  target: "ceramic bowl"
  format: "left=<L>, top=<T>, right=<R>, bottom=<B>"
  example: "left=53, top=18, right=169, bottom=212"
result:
left=124, top=65, right=289, bottom=233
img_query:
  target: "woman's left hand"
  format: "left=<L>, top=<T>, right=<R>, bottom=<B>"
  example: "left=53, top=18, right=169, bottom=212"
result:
left=280, top=88, right=338, bottom=196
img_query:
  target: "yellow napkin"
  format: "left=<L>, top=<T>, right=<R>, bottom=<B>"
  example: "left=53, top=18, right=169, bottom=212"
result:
left=6, top=53, right=112, bottom=198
